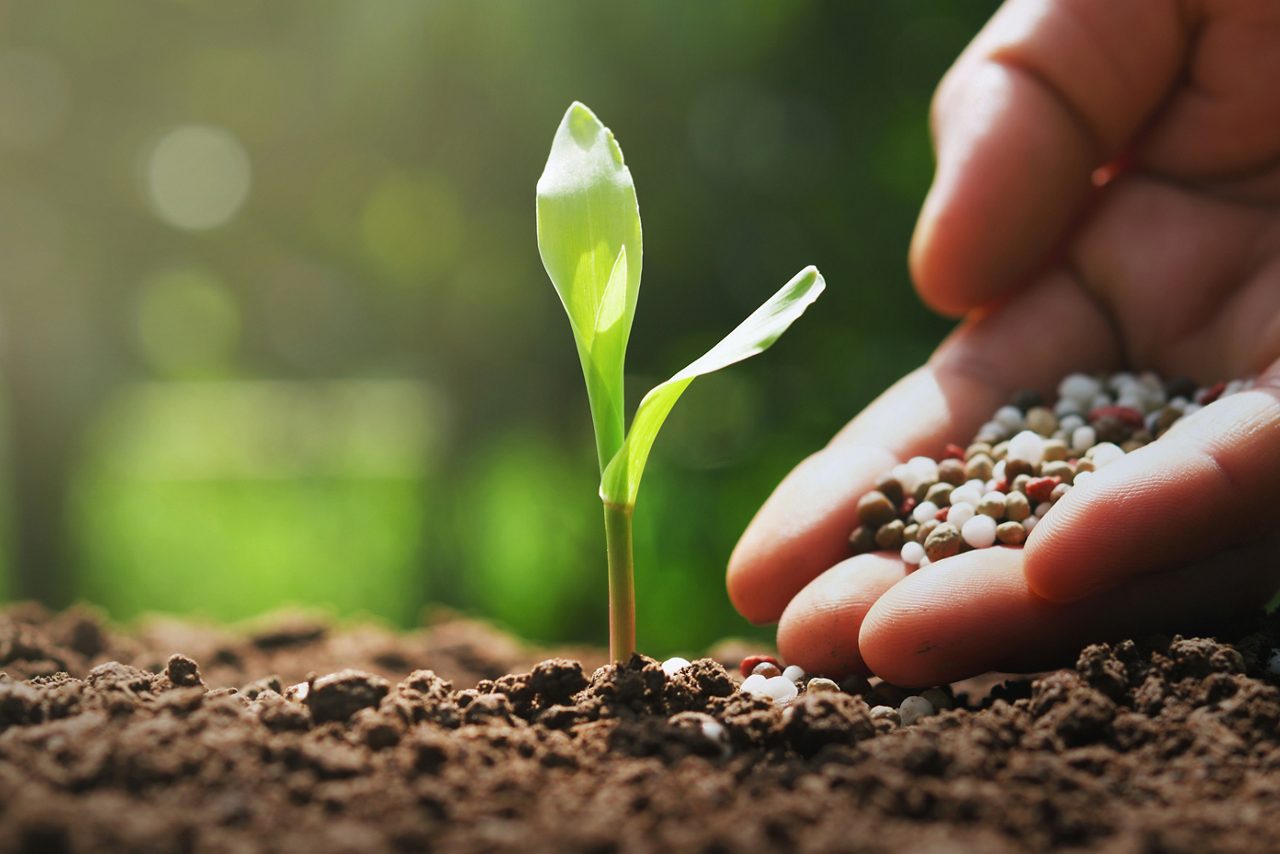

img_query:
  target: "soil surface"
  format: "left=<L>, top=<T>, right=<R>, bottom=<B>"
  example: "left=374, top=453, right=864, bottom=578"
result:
left=4, top=604, right=1280, bottom=852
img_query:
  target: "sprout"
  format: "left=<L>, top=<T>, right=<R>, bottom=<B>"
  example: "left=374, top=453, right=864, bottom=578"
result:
left=536, top=102, right=824, bottom=660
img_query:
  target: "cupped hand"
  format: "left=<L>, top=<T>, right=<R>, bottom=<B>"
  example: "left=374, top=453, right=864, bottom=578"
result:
left=728, top=0, right=1280, bottom=686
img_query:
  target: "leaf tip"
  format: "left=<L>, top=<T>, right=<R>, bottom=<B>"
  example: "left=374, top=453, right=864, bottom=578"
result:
left=564, top=101, right=602, bottom=148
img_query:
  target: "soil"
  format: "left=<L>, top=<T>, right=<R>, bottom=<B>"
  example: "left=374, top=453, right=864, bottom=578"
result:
left=5, top=604, right=1280, bottom=852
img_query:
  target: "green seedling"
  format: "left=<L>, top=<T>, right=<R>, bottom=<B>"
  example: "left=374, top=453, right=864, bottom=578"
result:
left=536, top=102, right=824, bottom=660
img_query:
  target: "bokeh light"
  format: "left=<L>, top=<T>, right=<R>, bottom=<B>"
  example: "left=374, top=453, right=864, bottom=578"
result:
left=145, top=124, right=251, bottom=231
left=134, top=266, right=241, bottom=377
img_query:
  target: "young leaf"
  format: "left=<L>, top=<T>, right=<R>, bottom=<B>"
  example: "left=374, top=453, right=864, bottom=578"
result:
left=600, top=266, right=825, bottom=508
left=536, top=102, right=643, bottom=470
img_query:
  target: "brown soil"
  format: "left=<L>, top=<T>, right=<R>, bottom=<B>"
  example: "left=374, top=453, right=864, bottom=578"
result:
left=4, top=604, right=1280, bottom=852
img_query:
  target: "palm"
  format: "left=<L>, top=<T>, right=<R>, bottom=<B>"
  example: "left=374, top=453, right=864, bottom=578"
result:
left=728, top=0, right=1280, bottom=686
left=1064, top=175, right=1279, bottom=383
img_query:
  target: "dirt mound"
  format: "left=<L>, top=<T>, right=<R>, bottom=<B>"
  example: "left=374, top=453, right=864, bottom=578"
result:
left=4, top=605, right=1280, bottom=852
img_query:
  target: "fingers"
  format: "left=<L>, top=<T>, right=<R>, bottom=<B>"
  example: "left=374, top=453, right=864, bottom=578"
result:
left=776, top=554, right=909, bottom=678
left=858, top=534, right=1280, bottom=687
left=911, top=0, right=1186, bottom=315
left=1024, top=362, right=1280, bottom=603
left=727, top=271, right=1120, bottom=624
left=727, top=443, right=895, bottom=624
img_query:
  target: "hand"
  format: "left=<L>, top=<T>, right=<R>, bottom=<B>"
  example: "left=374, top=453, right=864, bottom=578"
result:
left=727, top=0, right=1280, bottom=686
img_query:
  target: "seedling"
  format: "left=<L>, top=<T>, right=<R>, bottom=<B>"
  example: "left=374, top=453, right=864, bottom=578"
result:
left=536, top=102, right=824, bottom=660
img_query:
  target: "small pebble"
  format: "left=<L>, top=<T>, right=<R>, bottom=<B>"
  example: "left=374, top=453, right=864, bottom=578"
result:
left=920, top=687, right=955, bottom=711
left=761, top=675, right=799, bottom=704
left=975, top=421, right=1004, bottom=444
left=912, top=501, right=939, bottom=524
left=849, top=525, right=876, bottom=554
left=1003, top=491, right=1030, bottom=522
left=994, top=405, right=1024, bottom=433
left=901, top=541, right=925, bottom=565
left=739, top=655, right=780, bottom=678
left=1025, top=407, right=1057, bottom=436
left=1089, top=442, right=1125, bottom=468
left=857, top=490, right=898, bottom=528
left=1071, top=425, right=1097, bottom=452
left=806, top=677, right=841, bottom=694
left=752, top=661, right=782, bottom=679
left=1059, top=414, right=1085, bottom=434
left=1004, top=458, right=1035, bottom=480
left=964, top=442, right=992, bottom=461
left=950, top=482, right=983, bottom=508
left=947, top=501, right=975, bottom=530
left=875, top=519, right=905, bottom=550
left=869, top=705, right=901, bottom=726
left=699, top=717, right=727, bottom=746
left=1041, top=460, right=1074, bottom=483
left=1026, top=476, right=1060, bottom=504
left=964, top=454, right=994, bottom=481
left=1006, top=430, right=1046, bottom=465
left=740, top=673, right=768, bottom=696
left=1059, top=373, right=1101, bottom=406
left=1023, top=514, right=1039, bottom=532
left=916, top=519, right=940, bottom=543
left=961, top=514, right=997, bottom=549
left=1268, top=650, right=1280, bottom=676
left=925, top=482, right=954, bottom=506
left=921, top=517, right=942, bottom=545
left=1043, top=438, right=1068, bottom=461
left=875, top=475, right=905, bottom=506
left=977, top=491, right=1006, bottom=519
left=907, top=456, right=939, bottom=485
left=924, top=523, right=962, bottom=561
left=661, top=657, right=691, bottom=677
left=782, top=665, right=806, bottom=683
left=937, top=458, right=966, bottom=485
left=898, top=695, right=935, bottom=725
left=995, top=520, right=1026, bottom=545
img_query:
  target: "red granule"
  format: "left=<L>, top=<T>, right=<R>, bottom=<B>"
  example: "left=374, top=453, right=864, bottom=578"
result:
left=1087, top=405, right=1144, bottom=429
left=1198, top=381, right=1226, bottom=405
left=1026, top=476, right=1061, bottom=503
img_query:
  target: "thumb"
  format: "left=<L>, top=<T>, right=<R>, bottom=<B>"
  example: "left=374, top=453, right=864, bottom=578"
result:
left=1024, top=363, right=1280, bottom=603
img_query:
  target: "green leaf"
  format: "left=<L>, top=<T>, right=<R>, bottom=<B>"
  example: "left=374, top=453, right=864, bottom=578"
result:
left=601, top=266, right=825, bottom=508
left=536, top=102, right=643, bottom=471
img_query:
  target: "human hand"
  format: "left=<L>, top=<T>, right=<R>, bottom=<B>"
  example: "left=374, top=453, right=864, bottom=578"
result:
left=727, top=0, right=1280, bottom=686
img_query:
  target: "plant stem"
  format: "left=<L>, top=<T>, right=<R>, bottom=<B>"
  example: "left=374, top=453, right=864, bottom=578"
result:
left=602, top=500, right=635, bottom=661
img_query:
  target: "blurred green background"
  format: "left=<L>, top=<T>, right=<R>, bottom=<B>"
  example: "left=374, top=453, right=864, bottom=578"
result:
left=0, top=1, right=997, bottom=655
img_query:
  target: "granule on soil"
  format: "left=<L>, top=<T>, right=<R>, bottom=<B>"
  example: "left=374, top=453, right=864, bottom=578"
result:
left=5, top=604, right=1280, bottom=852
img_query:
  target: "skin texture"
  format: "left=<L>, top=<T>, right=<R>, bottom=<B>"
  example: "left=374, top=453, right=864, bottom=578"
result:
left=728, top=0, right=1280, bottom=686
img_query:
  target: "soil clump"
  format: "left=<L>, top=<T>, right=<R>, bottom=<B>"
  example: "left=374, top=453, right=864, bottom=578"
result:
left=4, top=604, right=1280, bottom=852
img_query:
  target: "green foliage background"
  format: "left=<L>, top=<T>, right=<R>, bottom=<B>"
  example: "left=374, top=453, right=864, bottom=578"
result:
left=0, top=1, right=998, bottom=654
